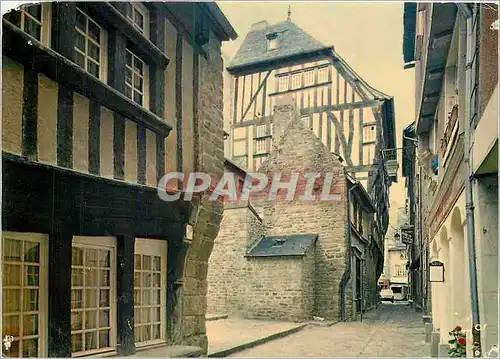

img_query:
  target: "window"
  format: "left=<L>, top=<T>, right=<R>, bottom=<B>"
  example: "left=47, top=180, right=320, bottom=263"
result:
left=2, top=233, right=48, bottom=357
left=75, top=7, right=106, bottom=80
left=71, top=237, right=116, bottom=356
left=268, top=38, right=278, bottom=51
left=134, top=239, right=167, bottom=347
left=318, top=66, right=329, bottom=83
left=125, top=49, right=149, bottom=108
left=4, top=4, right=51, bottom=46
left=278, top=75, right=289, bottom=92
left=125, top=3, right=150, bottom=38
left=255, top=124, right=267, bottom=138
left=255, top=139, right=267, bottom=154
left=291, top=73, right=301, bottom=90
left=395, top=265, right=407, bottom=277
left=304, top=70, right=315, bottom=86
left=363, top=125, right=376, bottom=143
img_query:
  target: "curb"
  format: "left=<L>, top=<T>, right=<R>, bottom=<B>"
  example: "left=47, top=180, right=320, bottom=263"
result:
left=207, top=323, right=308, bottom=357
left=206, top=314, right=229, bottom=322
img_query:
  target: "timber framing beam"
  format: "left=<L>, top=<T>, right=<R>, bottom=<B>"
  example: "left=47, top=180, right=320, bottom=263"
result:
left=300, top=99, right=382, bottom=116
left=240, top=70, right=272, bottom=121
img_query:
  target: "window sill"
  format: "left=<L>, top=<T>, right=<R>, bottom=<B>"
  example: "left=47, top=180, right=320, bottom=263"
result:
left=73, top=350, right=117, bottom=358
left=2, top=19, right=172, bottom=136
left=89, top=2, right=170, bottom=69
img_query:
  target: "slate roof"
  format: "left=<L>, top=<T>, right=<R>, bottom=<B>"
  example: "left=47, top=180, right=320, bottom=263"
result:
left=245, top=234, right=318, bottom=258
left=228, top=20, right=331, bottom=70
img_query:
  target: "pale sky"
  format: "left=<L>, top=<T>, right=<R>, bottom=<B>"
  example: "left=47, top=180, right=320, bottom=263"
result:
left=1, top=1, right=414, bottom=213
left=218, top=1, right=416, bottom=212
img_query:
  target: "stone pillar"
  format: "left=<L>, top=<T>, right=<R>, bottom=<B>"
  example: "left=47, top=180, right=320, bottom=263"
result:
left=425, top=322, right=433, bottom=343
left=431, top=331, right=440, bottom=357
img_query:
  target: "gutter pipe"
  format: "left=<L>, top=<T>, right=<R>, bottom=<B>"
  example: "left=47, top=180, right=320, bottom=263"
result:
left=462, top=5, right=482, bottom=357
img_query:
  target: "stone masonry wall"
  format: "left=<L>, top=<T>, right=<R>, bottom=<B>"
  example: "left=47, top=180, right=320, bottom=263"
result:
left=179, top=29, right=225, bottom=352
left=207, top=204, right=264, bottom=317
left=243, top=255, right=312, bottom=322
left=257, top=95, right=347, bottom=321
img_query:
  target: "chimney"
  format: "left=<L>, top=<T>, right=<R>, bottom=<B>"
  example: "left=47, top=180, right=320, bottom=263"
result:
left=250, top=20, right=269, bottom=31
left=271, top=94, right=299, bottom=150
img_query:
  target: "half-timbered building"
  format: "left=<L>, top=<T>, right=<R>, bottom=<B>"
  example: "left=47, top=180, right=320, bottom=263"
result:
left=2, top=2, right=236, bottom=357
left=224, top=17, right=397, bottom=243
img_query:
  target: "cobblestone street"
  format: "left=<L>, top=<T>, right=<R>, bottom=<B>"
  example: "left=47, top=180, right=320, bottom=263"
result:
left=228, top=303, right=430, bottom=357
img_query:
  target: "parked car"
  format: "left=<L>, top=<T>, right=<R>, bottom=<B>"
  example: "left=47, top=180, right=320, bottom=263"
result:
left=380, top=288, right=394, bottom=302
left=391, top=285, right=408, bottom=301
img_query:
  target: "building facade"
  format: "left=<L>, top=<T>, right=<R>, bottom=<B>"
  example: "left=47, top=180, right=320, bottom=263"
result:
left=208, top=95, right=384, bottom=322
left=2, top=2, right=236, bottom=357
left=403, top=2, right=498, bottom=355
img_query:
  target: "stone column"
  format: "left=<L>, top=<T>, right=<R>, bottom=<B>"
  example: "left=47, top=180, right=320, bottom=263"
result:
left=271, top=94, right=300, bottom=151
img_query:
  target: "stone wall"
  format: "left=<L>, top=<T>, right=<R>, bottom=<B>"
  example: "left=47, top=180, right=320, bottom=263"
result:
left=179, top=29, right=226, bottom=352
left=257, top=95, right=347, bottom=321
left=207, top=204, right=264, bottom=316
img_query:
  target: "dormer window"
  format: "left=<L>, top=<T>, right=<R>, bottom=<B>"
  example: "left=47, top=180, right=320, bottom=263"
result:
left=267, top=32, right=279, bottom=51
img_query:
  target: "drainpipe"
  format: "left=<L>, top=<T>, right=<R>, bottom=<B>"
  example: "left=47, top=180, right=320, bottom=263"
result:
left=462, top=5, right=482, bottom=357
left=340, top=181, right=356, bottom=321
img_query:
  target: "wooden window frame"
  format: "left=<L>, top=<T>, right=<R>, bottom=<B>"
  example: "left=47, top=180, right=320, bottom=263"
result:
left=2, top=232, right=49, bottom=358
left=5, top=3, right=52, bottom=47
left=75, top=6, right=108, bottom=83
left=277, top=75, right=289, bottom=92
left=133, top=238, right=167, bottom=348
left=71, top=236, right=117, bottom=357
left=125, top=2, right=150, bottom=39
left=317, top=66, right=329, bottom=84
left=125, top=49, right=150, bottom=110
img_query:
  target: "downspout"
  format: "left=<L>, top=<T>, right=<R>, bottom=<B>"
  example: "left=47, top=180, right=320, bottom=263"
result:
left=462, top=5, right=482, bottom=357
left=340, top=180, right=356, bottom=321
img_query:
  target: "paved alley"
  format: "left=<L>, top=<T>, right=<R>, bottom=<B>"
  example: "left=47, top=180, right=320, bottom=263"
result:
left=228, top=303, right=430, bottom=357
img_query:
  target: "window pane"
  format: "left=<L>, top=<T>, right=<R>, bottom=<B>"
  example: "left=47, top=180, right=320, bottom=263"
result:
left=3, top=264, right=21, bottom=286
left=99, top=310, right=109, bottom=328
left=3, top=315, right=20, bottom=337
left=125, top=3, right=133, bottom=19
left=75, top=51, right=86, bottom=69
left=72, top=268, right=84, bottom=286
left=100, top=270, right=110, bottom=287
left=153, top=256, right=161, bottom=271
left=22, top=338, right=38, bottom=357
left=25, top=5, right=41, bottom=20
left=126, top=51, right=133, bottom=67
left=23, top=314, right=38, bottom=336
left=72, top=247, right=84, bottom=266
left=3, top=238, right=22, bottom=261
left=4, top=10, right=22, bottom=28
left=152, top=307, right=160, bottom=323
left=72, top=333, right=83, bottom=353
left=134, top=9, right=144, bottom=30
left=85, top=249, right=98, bottom=267
left=71, top=289, right=83, bottom=309
left=133, top=57, right=144, bottom=75
left=25, top=265, right=39, bottom=286
left=134, top=254, right=141, bottom=270
left=153, top=290, right=160, bottom=305
left=126, top=69, right=133, bottom=85
left=99, top=330, right=110, bottom=348
left=143, top=272, right=151, bottom=287
left=134, top=290, right=141, bottom=306
left=85, top=311, right=97, bottom=329
left=142, top=256, right=151, bottom=271
left=76, top=10, right=87, bottom=32
left=23, top=289, right=39, bottom=311
left=85, top=269, right=97, bottom=287
left=86, top=289, right=98, bottom=308
left=134, top=272, right=141, bottom=287
left=125, top=85, right=133, bottom=100
left=99, top=250, right=110, bottom=268
left=24, top=18, right=41, bottom=40
left=100, top=290, right=109, bottom=307
left=71, top=312, right=83, bottom=330
left=143, top=289, right=151, bottom=306
left=87, top=60, right=100, bottom=78
left=134, top=74, right=143, bottom=92
left=85, top=331, right=97, bottom=350
left=88, top=21, right=100, bottom=43
left=133, top=91, right=143, bottom=106
left=88, top=42, right=100, bottom=62
left=152, top=324, right=161, bottom=340
left=153, top=273, right=161, bottom=287
left=142, top=325, right=151, bottom=342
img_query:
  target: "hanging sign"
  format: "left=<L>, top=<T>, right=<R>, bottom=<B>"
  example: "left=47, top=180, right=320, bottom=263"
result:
left=429, top=260, right=445, bottom=282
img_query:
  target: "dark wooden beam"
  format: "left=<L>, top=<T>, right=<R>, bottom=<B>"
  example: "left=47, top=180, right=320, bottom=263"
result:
left=328, top=112, right=353, bottom=167
left=114, top=113, right=125, bottom=180
left=300, top=99, right=382, bottom=116
left=233, top=77, right=239, bottom=123
left=51, top=2, right=76, bottom=60
left=175, top=33, right=183, bottom=174
left=137, top=126, right=147, bottom=185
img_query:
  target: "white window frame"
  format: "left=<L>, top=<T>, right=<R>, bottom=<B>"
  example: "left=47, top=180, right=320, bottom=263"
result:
left=254, top=139, right=267, bottom=154
left=318, top=66, right=329, bottom=83
left=125, top=49, right=150, bottom=110
left=125, top=2, right=150, bottom=39
left=363, top=144, right=375, bottom=165
left=278, top=75, right=289, bottom=92
left=255, top=124, right=267, bottom=138
left=134, top=238, right=167, bottom=348
left=2, top=232, right=49, bottom=358
left=304, top=69, right=315, bottom=86
left=75, top=7, right=108, bottom=83
left=291, top=73, right=301, bottom=90
left=268, top=37, right=278, bottom=51
left=9, top=3, right=52, bottom=47
left=70, top=236, right=117, bottom=357
left=363, top=125, right=376, bottom=143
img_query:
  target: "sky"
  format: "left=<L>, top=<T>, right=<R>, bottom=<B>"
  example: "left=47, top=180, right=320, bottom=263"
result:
left=218, top=1, right=416, bottom=214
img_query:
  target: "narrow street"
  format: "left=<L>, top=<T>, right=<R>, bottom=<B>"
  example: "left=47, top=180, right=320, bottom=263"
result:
left=228, top=303, right=430, bottom=357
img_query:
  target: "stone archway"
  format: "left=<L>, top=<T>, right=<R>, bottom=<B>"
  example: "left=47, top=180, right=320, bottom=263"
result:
left=450, top=207, right=468, bottom=331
